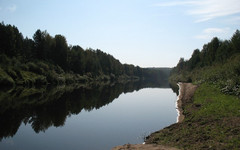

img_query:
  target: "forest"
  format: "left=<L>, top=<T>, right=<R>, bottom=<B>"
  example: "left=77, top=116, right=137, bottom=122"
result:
left=0, top=23, right=170, bottom=87
left=170, top=29, right=240, bottom=97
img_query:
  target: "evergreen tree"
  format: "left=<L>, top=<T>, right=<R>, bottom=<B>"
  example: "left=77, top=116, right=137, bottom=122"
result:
left=53, top=35, right=68, bottom=70
left=189, top=49, right=200, bottom=69
left=231, top=30, right=240, bottom=53
left=216, top=40, right=231, bottom=63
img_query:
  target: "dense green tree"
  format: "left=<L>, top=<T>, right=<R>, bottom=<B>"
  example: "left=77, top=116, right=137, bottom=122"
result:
left=84, top=49, right=101, bottom=75
left=22, top=37, right=34, bottom=61
left=33, top=29, right=47, bottom=60
left=215, top=40, right=231, bottom=63
left=208, top=37, right=220, bottom=63
left=0, top=23, right=171, bottom=86
left=170, top=29, right=240, bottom=96
left=44, top=33, right=56, bottom=61
left=69, top=46, right=85, bottom=74
left=176, top=58, right=185, bottom=71
left=33, top=30, right=56, bottom=61
left=231, top=30, right=240, bottom=53
left=96, top=50, right=108, bottom=74
left=189, top=49, right=201, bottom=69
left=53, top=35, right=68, bottom=70
left=0, top=23, right=23, bottom=57
left=200, top=37, right=220, bottom=66
left=124, top=64, right=134, bottom=76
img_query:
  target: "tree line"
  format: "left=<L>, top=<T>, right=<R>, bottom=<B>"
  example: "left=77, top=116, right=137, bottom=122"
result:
left=170, top=30, right=240, bottom=96
left=173, top=30, right=240, bottom=73
left=0, top=23, right=169, bottom=86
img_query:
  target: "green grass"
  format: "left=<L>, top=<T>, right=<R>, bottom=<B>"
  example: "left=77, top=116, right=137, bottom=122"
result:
left=146, top=83, right=240, bottom=149
left=191, top=83, right=240, bottom=119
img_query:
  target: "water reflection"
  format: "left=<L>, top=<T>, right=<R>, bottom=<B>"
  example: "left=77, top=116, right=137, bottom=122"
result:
left=0, top=80, right=171, bottom=141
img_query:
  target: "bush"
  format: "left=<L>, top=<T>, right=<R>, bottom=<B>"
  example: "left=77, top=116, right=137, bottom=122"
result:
left=37, top=62, right=49, bottom=72
left=46, top=71, right=66, bottom=85
left=27, top=62, right=44, bottom=74
left=6, top=68, right=17, bottom=79
left=46, top=71, right=58, bottom=84
left=75, top=74, right=88, bottom=83
left=12, top=57, right=21, bottom=67
left=20, top=64, right=29, bottom=71
left=0, top=67, right=14, bottom=86
left=35, top=76, right=47, bottom=85
left=56, top=76, right=65, bottom=85
left=0, top=54, right=11, bottom=65
left=54, top=65, right=64, bottom=74
left=65, top=74, right=75, bottom=84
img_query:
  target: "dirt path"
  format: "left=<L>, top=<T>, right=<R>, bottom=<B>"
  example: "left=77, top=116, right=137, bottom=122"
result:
left=112, top=83, right=198, bottom=150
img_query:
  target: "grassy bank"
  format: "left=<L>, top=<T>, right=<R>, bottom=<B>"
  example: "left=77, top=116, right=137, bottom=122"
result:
left=169, top=54, right=240, bottom=98
left=146, top=83, right=240, bottom=149
left=145, top=26, right=240, bottom=150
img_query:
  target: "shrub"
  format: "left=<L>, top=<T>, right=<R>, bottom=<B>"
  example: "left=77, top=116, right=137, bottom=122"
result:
left=27, top=62, right=44, bottom=74
left=6, top=68, right=17, bottom=79
left=37, top=62, right=49, bottom=72
left=12, top=57, right=21, bottom=67
left=46, top=71, right=58, bottom=84
left=56, top=76, right=65, bottom=85
left=65, top=74, right=75, bottom=84
left=35, top=76, right=47, bottom=85
left=20, top=64, right=29, bottom=71
left=0, top=67, right=14, bottom=86
left=54, top=65, right=64, bottom=74
left=0, top=54, right=11, bottom=65
left=46, top=71, right=66, bottom=85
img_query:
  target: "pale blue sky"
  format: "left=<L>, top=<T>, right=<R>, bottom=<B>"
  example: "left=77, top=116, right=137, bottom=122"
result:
left=0, top=0, right=239, bottom=67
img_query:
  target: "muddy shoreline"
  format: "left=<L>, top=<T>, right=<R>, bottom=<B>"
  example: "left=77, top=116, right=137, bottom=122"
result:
left=112, top=83, right=197, bottom=150
left=176, top=83, right=198, bottom=123
left=176, top=83, right=184, bottom=123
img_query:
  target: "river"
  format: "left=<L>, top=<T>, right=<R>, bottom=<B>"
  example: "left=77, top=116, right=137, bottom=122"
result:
left=0, top=80, right=178, bottom=150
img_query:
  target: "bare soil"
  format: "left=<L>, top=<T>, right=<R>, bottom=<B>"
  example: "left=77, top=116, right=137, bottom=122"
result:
left=112, top=144, right=179, bottom=150
left=177, top=83, right=198, bottom=122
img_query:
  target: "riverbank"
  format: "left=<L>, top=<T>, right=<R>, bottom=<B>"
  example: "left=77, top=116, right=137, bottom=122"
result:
left=112, top=144, right=179, bottom=150
left=112, top=83, right=197, bottom=150
left=176, top=83, right=198, bottom=123
left=113, top=82, right=240, bottom=149
left=145, top=83, right=240, bottom=149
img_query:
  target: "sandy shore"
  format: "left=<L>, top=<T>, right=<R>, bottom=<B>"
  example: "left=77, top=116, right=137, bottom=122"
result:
left=176, top=83, right=184, bottom=123
left=112, top=83, right=198, bottom=150
left=176, top=83, right=198, bottom=123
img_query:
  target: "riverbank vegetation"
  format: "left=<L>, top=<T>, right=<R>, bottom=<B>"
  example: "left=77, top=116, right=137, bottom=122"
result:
left=146, top=30, right=240, bottom=149
left=0, top=23, right=170, bottom=87
left=170, top=30, right=240, bottom=97
left=146, top=83, right=240, bottom=149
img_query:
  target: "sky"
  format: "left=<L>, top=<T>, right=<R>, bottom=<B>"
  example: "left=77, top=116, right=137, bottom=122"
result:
left=0, top=0, right=240, bottom=67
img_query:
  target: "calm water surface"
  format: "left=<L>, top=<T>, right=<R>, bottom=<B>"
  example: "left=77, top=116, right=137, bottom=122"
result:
left=0, top=81, right=177, bottom=150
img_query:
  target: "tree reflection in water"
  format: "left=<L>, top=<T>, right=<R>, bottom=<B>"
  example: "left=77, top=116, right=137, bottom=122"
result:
left=0, top=80, right=172, bottom=141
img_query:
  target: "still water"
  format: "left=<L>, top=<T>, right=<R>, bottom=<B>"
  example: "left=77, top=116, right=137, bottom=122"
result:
left=0, top=81, right=177, bottom=150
